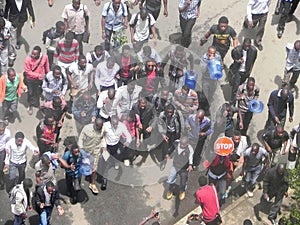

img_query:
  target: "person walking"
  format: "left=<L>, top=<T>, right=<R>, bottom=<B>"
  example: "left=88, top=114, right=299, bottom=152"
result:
left=243, top=0, right=271, bottom=51
left=24, top=45, right=50, bottom=115
left=0, top=121, right=11, bottom=190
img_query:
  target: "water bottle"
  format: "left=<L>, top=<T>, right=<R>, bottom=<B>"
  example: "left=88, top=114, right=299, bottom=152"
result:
left=287, top=146, right=297, bottom=170
left=208, top=59, right=222, bottom=80
left=79, top=153, right=94, bottom=176
left=184, top=70, right=198, bottom=90
left=247, top=100, right=264, bottom=113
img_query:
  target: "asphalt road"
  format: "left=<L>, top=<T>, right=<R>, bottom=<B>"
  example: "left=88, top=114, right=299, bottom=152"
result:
left=0, top=0, right=299, bottom=224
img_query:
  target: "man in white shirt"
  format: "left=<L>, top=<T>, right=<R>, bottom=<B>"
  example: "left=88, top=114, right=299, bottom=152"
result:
left=129, top=8, right=156, bottom=53
left=94, top=57, right=120, bottom=94
left=243, top=0, right=271, bottom=51
left=97, top=88, right=116, bottom=121
left=0, top=121, right=11, bottom=189
left=4, top=131, right=39, bottom=191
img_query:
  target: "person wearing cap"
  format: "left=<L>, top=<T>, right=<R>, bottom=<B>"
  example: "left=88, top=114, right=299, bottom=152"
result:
left=200, top=16, right=238, bottom=61
left=236, top=77, right=260, bottom=136
left=195, top=176, right=222, bottom=225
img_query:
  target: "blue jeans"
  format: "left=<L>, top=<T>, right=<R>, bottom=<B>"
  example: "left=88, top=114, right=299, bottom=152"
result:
left=104, top=29, right=121, bottom=51
left=245, top=166, right=262, bottom=190
left=14, top=214, right=25, bottom=225
left=167, top=166, right=188, bottom=192
left=39, top=206, right=53, bottom=225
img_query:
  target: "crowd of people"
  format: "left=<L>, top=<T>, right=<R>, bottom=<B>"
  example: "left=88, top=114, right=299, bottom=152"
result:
left=0, top=0, right=299, bottom=224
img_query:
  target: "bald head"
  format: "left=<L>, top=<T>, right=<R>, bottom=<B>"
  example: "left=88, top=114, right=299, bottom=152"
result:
left=277, top=163, right=286, bottom=176
left=197, top=109, right=205, bottom=121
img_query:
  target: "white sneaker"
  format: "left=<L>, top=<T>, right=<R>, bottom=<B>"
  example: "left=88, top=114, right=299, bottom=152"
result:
left=247, top=190, right=253, bottom=197
left=114, top=164, right=120, bottom=170
left=124, top=159, right=130, bottom=167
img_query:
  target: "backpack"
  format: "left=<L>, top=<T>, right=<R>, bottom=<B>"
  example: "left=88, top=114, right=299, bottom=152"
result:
left=42, top=27, right=55, bottom=44
left=130, top=12, right=152, bottom=31
left=106, top=2, right=125, bottom=16
left=9, top=184, right=21, bottom=204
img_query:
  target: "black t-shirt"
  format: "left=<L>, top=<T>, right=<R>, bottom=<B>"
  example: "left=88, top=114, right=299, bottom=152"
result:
left=209, top=24, right=237, bottom=48
left=263, top=130, right=289, bottom=149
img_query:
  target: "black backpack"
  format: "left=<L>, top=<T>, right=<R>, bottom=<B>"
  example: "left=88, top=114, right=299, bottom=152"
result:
left=130, top=12, right=152, bottom=32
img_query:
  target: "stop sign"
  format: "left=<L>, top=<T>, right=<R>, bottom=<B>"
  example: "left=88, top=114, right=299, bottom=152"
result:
left=214, top=137, right=234, bottom=156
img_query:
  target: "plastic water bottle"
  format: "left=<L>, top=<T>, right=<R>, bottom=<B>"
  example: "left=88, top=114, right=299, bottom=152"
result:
left=79, top=153, right=94, bottom=176
left=184, top=70, right=198, bottom=90
left=208, top=59, right=222, bottom=80
left=248, top=100, right=264, bottom=113
left=287, top=147, right=297, bottom=170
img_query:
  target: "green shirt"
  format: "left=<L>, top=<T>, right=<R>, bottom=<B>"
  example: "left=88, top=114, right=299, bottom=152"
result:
left=5, top=74, right=20, bottom=101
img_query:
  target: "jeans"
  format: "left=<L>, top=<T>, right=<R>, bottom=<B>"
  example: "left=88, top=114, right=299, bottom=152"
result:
left=2, top=99, right=18, bottom=121
left=0, top=47, right=8, bottom=75
left=104, top=29, right=121, bottom=51
left=179, top=15, right=196, bottom=48
left=167, top=166, right=188, bottom=192
left=39, top=206, right=53, bottom=225
left=14, top=214, right=25, bottom=225
left=27, top=79, right=43, bottom=108
left=245, top=166, right=262, bottom=190
left=208, top=174, right=227, bottom=197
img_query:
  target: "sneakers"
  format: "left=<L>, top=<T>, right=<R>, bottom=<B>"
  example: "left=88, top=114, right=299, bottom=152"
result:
left=179, top=191, right=186, bottom=200
left=27, top=107, right=33, bottom=115
left=166, top=191, right=173, bottom=200
left=277, top=30, right=283, bottom=39
left=160, top=160, right=166, bottom=171
left=124, top=159, right=130, bottom=167
left=247, top=190, right=254, bottom=198
left=89, top=183, right=99, bottom=194
left=114, top=164, right=120, bottom=170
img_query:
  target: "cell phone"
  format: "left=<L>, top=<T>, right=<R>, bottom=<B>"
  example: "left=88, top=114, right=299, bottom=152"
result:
left=191, top=214, right=198, bottom=221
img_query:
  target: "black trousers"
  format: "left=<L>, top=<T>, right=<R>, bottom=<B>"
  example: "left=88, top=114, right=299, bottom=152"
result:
left=0, top=150, right=5, bottom=185
left=27, top=79, right=43, bottom=108
left=179, top=15, right=196, bottom=48
left=193, top=136, right=207, bottom=166
left=278, top=1, right=292, bottom=31
left=289, top=0, right=299, bottom=14
left=237, top=111, right=253, bottom=136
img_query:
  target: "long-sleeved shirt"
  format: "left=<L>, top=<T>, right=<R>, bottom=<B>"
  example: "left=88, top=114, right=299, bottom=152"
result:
left=53, top=38, right=79, bottom=64
left=42, top=71, right=68, bottom=101
left=103, top=121, right=132, bottom=146
left=24, top=53, right=50, bottom=80
left=97, top=90, right=116, bottom=119
left=267, top=89, right=294, bottom=119
left=185, top=114, right=212, bottom=141
left=247, top=0, right=271, bottom=21
left=5, top=138, right=38, bottom=165
left=0, top=128, right=11, bottom=152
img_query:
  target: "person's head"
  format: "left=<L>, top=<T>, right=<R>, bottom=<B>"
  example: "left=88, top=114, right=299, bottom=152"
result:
left=196, top=109, right=205, bottom=122
left=223, top=102, right=232, bottom=115
left=280, top=87, right=289, bottom=100
left=246, top=77, right=256, bottom=94
left=15, top=132, right=25, bottom=146
left=207, top=46, right=216, bottom=59
left=7, top=68, right=16, bottom=82
left=122, top=45, right=131, bottom=57
left=127, top=80, right=136, bottom=94
left=165, top=104, right=175, bottom=117
left=198, top=175, right=208, bottom=187
left=106, top=57, right=116, bottom=69
left=175, top=45, right=185, bottom=58
left=72, top=0, right=81, bottom=10
left=218, top=16, right=229, bottom=32
left=110, top=115, right=119, bottom=129
left=179, top=136, right=189, bottom=149
left=71, top=143, right=80, bottom=156
left=107, top=88, right=116, bottom=100
left=52, top=65, right=62, bottom=79
left=112, top=0, right=121, bottom=10
left=31, top=46, right=41, bottom=60
left=251, top=143, right=260, bottom=155
left=0, top=17, right=5, bottom=30
left=160, top=87, right=170, bottom=100
left=94, top=45, right=104, bottom=57
left=82, top=92, right=91, bottom=102
left=93, top=118, right=104, bottom=132
left=181, top=85, right=190, bottom=96
left=145, top=58, right=156, bottom=72
left=78, top=55, right=87, bottom=69
left=242, top=38, right=252, bottom=51
left=0, top=121, right=7, bottom=135
left=275, top=124, right=285, bottom=137
left=142, top=46, right=152, bottom=58
left=52, top=96, right=62, bottom=109
left=55, top=21, right=65, bottom=34
left=232, top=130, right=241, bottom=144
left=140, top=8, right=148, bottom=21
left=65, top=32, right=74, bottom=46
left=41, top=154, right=51, bottom=167
left=139, top=97, right=148, bottom=110
left=276, top=163, right=286, bottom=176
left=44, top=114, right=55, bottom=126
left=45, top=181, right=55, bottom=194
left=243, top=219, right=253, bottom=225
left=293, top=40, right=300, bottom=51
left=23, top=178, right=33, bottom=191
left=127, top=110, right=137, bottom=123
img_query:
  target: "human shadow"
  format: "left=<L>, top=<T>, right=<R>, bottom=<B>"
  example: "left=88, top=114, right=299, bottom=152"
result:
left=237, top=26, right=258, bottom=46
left=274, top=75, right=284, bottom=89
left=18, top=36, right=30, bottom=54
